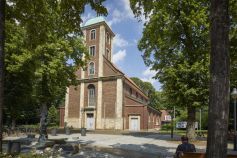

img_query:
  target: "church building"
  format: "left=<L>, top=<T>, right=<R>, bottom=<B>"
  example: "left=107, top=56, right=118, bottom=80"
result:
left=61, top=17, right=161, bottom=131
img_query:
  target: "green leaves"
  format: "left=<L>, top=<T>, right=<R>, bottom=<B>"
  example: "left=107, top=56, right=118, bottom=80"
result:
left=4, top=0, right=107, bottom=123
left=130, top=0, right=210, bottom=109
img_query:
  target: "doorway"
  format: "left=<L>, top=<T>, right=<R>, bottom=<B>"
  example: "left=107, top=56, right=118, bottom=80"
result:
left=86, top=113, right=95, bottom=130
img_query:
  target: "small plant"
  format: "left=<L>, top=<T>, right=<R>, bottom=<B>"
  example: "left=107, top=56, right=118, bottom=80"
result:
left=47, top=105, right=59, bottom=127
left=161, top=123, right=172, bottom=131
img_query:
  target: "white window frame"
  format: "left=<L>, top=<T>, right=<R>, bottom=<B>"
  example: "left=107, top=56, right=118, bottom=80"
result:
left=165, top=115, right=171, bottom=121
left=90, top=29, right=96, bottom=40
left=89, top=45, right=96, bottom=56
left=88, top=62, right=95, bottom=75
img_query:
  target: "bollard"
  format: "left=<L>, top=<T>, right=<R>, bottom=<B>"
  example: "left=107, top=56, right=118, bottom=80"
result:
left=81, top=128, right=86, bottom=136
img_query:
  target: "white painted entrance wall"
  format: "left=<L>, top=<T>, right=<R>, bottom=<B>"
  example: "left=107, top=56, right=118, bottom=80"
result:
left=86, top=113, right=95, bottom=130
left=129, top=115, right=140, bottom=131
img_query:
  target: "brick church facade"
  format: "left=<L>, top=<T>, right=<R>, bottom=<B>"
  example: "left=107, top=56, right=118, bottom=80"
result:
left=61, top=17, right=161, bottom=131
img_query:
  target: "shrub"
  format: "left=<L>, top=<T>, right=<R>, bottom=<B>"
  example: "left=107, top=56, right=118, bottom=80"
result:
left=47, top=105, right=59, bottom=127
left=161, top=123, right=172, bottom=131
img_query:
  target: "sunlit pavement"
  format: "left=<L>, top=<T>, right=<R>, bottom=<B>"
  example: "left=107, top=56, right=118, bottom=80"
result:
left=49, top=133, right=199, bottom=156
left=3, top=132, right=237, bottom=157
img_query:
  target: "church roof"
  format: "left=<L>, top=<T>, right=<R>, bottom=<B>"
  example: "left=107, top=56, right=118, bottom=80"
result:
left=84, top=16, right=107, bottom=27
left=82, top=16, right=115, bottom=36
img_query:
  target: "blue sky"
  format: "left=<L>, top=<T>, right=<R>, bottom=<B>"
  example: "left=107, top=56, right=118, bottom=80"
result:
left=82, top=0, right=161, bottom=90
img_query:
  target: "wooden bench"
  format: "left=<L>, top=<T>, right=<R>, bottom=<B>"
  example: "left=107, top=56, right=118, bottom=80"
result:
left=181, top=152, right=237, bottom=158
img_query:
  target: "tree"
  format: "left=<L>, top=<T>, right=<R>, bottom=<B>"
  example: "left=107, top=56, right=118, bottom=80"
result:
left=4, top=21, right=36, bottom=129
left=3, top=0, right=108, bottom=142
left=0, top=0, right=5, bottom=153
left=130, top=77, right=163, bottom=109
left=206, top=0, right=230, bottom=157
left=230, top=1, right=237, bottom=88
left=130, top=0, right=210, bottom=140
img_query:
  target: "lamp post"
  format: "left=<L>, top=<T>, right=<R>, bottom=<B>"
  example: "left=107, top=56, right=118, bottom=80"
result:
left=231, top=88, right=237, bottom=151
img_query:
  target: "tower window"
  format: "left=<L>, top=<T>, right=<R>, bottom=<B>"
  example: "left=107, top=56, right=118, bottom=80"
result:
left=89, top=46, right=96, bottom=56
left=89, top=62, right=95, bottom=75
left=88, top=84, right=96, bottom=107
left=90, top=29, right=96, bottom=40
left=106, top=32, right=110, bottom=44
left=106, top=49, right=110, bottom=59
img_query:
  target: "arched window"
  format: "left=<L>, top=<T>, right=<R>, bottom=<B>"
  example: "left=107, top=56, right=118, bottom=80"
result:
left=89, top=62, right=95, bottom=75
left=90, top=29, right=96, bottom=40
left=88, top=84, right=96, bottom=107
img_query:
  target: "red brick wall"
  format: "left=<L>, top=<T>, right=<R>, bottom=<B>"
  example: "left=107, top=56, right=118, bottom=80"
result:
left=124, top=105, right=148, bottom=130
left=160, top=110, right=171, bottom=122
left=84, top=26, right=100, bottom=79
left=68, top=85, right=80, bottom=118
left=59, top=107, right=65, bottom=127
left=102, top=80, right=117, bottom=118
left=103, top=59, right=119, bottom=76
left=125, top=95, right=140, bottom=105
left=148, top=108, right=162, bottom=129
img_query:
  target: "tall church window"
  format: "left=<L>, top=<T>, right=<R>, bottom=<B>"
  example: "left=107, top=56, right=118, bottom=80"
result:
left=89, top=62, right=95, bottom=75
left=89, top=46, right=96, bottom=56
left=88, top=84, right=96, bottom=107
left=90, top=29, right=96, bottom=40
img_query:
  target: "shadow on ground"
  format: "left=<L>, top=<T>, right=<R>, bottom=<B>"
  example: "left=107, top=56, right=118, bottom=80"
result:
left=110, top=142, right=176, bottom=157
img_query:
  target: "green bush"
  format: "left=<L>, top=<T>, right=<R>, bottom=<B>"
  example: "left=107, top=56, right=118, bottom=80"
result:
left=47, top=105, right=59, bottom=127
left=161, top=123, right=172, bottom=131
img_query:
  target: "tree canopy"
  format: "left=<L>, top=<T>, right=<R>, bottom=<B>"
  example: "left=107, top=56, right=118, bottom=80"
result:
left=130, top=0, right=210, bottom=140
left=130, top=77, right=165, bottom=109
left=3, top=0, right=108, bottom=139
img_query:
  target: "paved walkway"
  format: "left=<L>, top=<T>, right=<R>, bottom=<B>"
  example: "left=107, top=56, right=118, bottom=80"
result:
left=4, top=132, right=237, bottom=157
left=48, top=133, right=205, bottom=157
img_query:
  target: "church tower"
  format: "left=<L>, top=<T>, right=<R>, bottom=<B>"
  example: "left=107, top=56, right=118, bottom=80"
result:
left=81, top=16, right=115, bottom=79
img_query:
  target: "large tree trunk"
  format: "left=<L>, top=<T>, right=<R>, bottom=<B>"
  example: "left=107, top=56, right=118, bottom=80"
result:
left=186, top=106, right=196, bottom=141
left=206, top=0, right=230, bottom=157
left=38, top=103, right=48, bottom=142
left=0, top=0, right=5, bottom=153
left=11, top=118, right=16, bottom=130
left=38, top=69, right=49, bottom=142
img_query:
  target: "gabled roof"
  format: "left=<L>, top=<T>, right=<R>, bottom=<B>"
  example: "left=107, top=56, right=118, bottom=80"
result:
left=103, top=55, right=124, bottom=75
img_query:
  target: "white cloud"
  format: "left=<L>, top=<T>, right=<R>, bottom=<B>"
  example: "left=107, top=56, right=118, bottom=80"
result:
left=112, top=49, right=127, bottom=64
left=81, top=13, right=93, bottom=24
left=113, top=34, right=129, bottom=48
left=108, top=0, right=135, bottom=26
left=141, top=67, right=157, bottom=85
left=121, top=0, right=134, bottom=18
left=141, top=77, right=156, bottom=84
left=142, top=67, right=156, bottom=77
